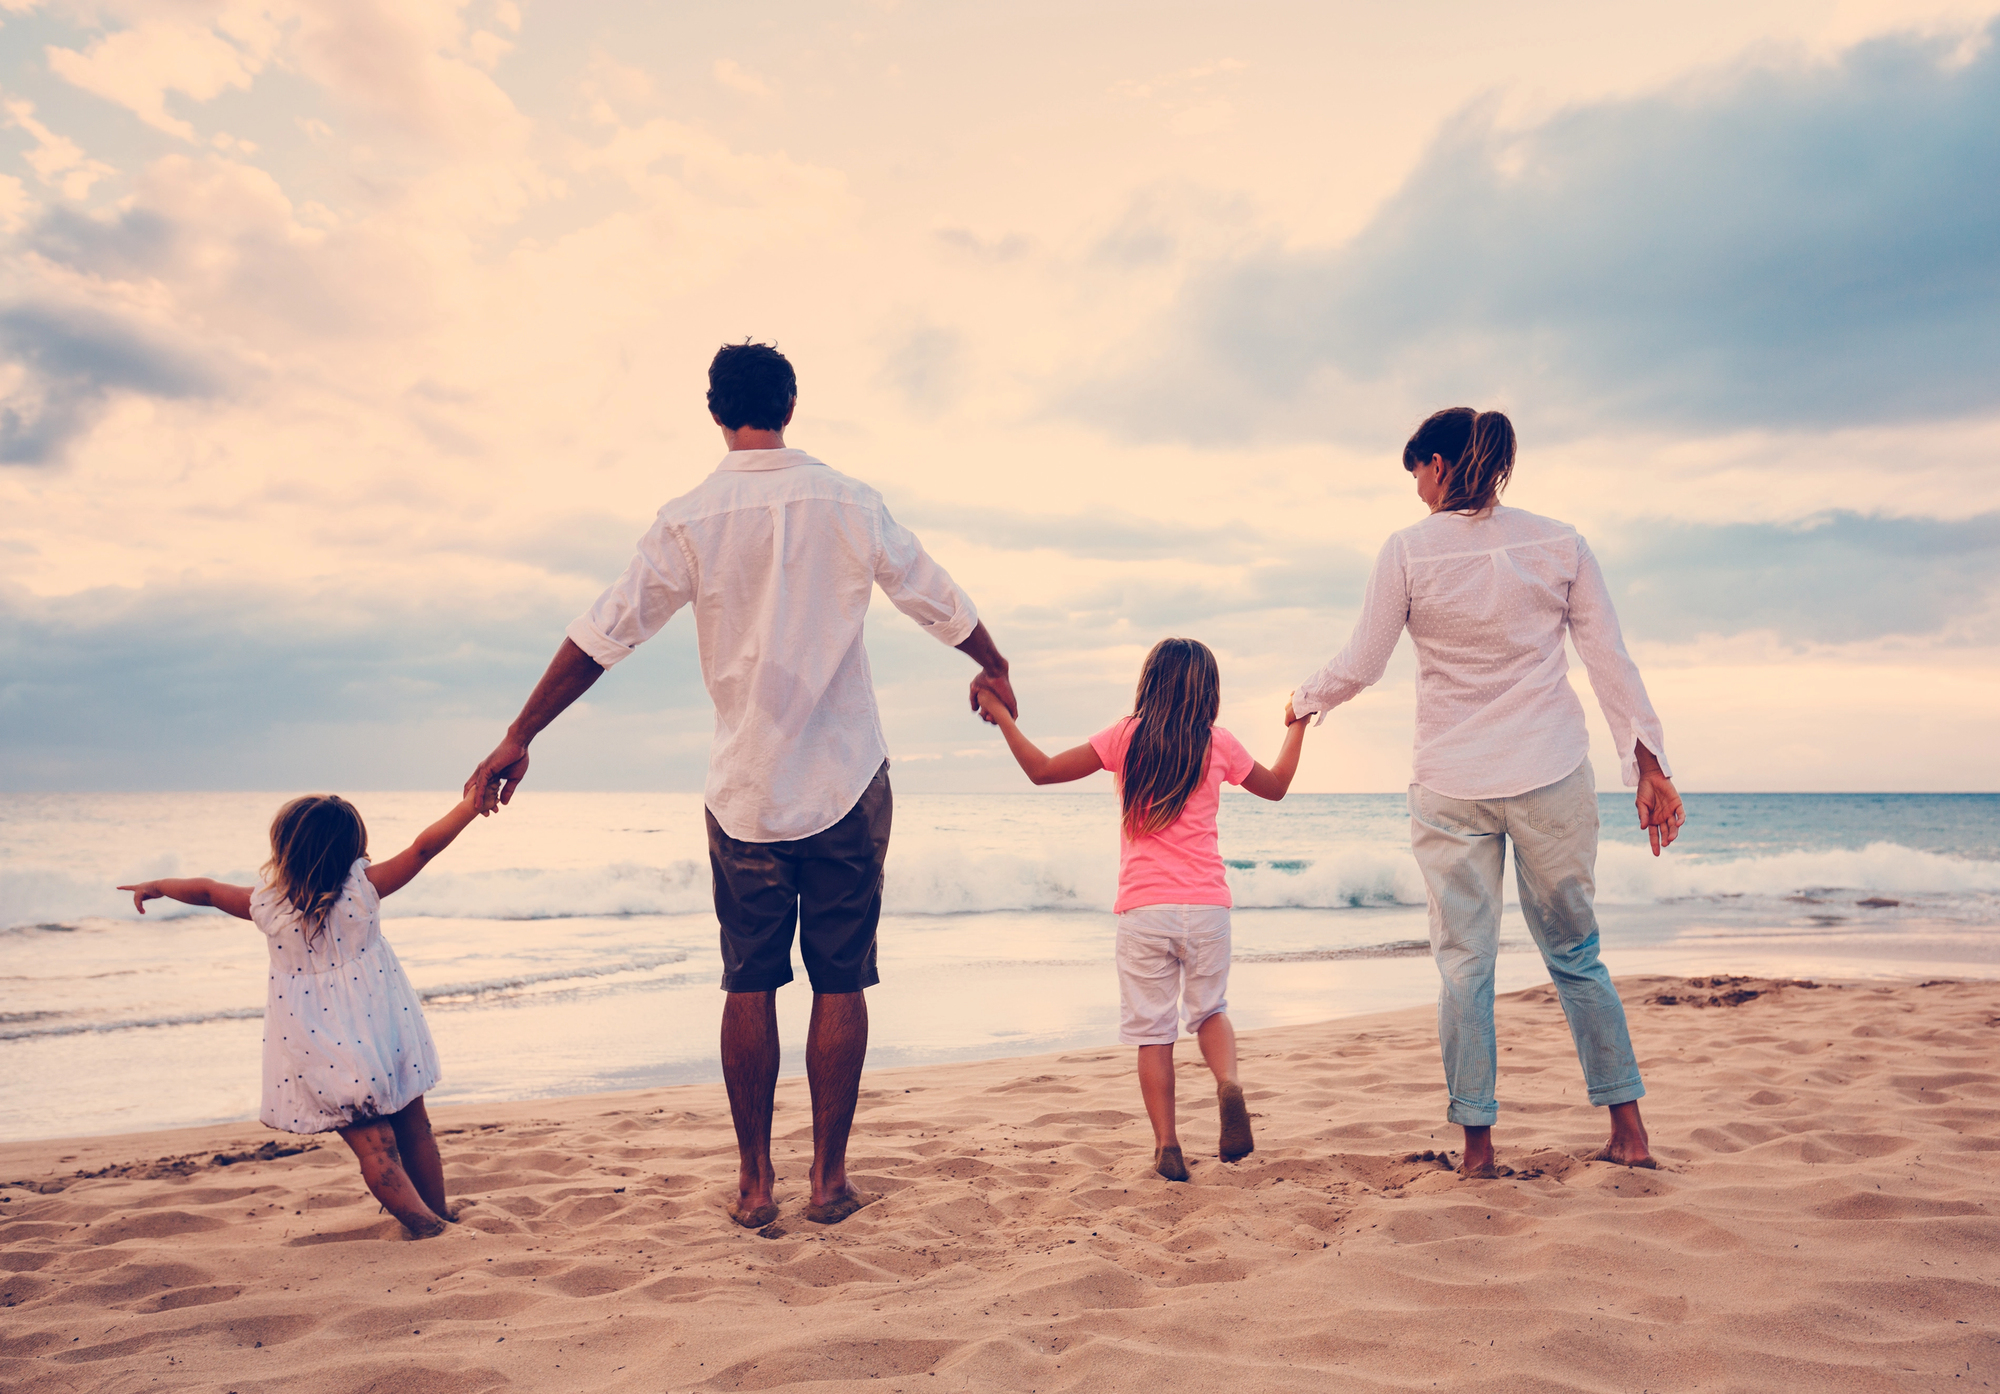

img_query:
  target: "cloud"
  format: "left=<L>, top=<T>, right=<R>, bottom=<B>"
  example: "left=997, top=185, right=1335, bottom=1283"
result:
left=0, top=577, right=708, bottom=790
left=47, top=15, right=268, bottom=140
left=712, top=58, right=773, bottom=100
left=0, top=303, right=227, bottom=465
left=1078, top=21, right=2000, bottom=443
left=878, top=325, right=966, bottom=416
left=892, top=498, right=1271, bottom=564
left=1602, top=510, right=2000, bottom=645
left=2, top=97, right=115, bottom=200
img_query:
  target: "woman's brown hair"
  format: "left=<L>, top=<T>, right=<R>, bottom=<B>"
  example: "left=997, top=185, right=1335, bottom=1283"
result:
left=1120, top=637, right=1222, bottom=838
left=1403, top=407, right=1517, bottom=515
left=264, top=795, right=368, bottom=941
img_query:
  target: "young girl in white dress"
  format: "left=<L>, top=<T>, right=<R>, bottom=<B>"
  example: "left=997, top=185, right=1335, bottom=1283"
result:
left=120, top=791, right=480, bottom=1237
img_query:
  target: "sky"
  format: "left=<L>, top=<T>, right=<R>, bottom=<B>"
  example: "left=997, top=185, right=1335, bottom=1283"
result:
left=2, top=0, right=1998, bottom=795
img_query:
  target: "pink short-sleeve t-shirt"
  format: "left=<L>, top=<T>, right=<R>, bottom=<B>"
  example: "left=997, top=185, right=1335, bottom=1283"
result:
left=1089, top=718, right=1256, bottom=914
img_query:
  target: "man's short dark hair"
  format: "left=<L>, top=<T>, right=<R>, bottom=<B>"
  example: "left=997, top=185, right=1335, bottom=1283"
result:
left=707, top=342, right=796, bottom=431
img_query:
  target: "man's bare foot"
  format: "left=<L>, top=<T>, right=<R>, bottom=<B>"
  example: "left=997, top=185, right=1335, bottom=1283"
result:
left=1591, top=1100, right=1656, bottom=1168
left=728, top=1197, right=779, bottom=1228
left=1154, top=1145, right=1189, bottom=1182
left=1458, top=1123, right=1496, bottom=1178
left=803, top=1188, right=872, bottom=1225
left=1217, top=1083, right=1254, bottom=1161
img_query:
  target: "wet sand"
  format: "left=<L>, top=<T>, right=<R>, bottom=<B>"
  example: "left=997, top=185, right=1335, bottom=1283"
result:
left=3, top=975, right=1997, bottom=1392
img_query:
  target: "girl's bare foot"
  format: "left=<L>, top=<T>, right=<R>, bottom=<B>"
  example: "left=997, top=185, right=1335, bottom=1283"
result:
left=1217, top=1083, right=1254, bottom=1161
left=1155, top=1145, right=1190, bottom=1182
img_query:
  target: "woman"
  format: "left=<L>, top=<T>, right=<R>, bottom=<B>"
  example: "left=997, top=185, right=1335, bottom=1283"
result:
left=1289, top=407, right=1683, bottom=1177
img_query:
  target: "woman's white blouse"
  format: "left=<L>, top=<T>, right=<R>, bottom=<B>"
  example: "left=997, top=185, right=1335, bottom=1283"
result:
left=1291, top=505, right=1671, bottom=801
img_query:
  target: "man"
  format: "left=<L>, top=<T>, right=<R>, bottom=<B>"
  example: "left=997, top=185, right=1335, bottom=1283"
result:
left=465, top=341, right=1014, bottom=1227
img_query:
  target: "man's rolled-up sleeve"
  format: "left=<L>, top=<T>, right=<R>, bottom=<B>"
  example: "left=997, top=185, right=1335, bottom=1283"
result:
left=565, top=523, right=697, bottom=668
left=874, top=505, right=979, bottom=647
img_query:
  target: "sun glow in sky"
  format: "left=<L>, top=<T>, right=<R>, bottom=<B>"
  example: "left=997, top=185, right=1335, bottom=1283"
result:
left=2, top=0, right=1999, bottom=793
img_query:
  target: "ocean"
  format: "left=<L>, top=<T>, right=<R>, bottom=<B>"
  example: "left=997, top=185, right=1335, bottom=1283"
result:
left=3, top=789, right=1997, bottom=1142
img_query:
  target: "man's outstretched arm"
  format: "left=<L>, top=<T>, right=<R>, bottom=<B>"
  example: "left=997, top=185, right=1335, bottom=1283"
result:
left=465, top=638, right=607, bottom=813
left=956, top=621, right=1016, bottom=723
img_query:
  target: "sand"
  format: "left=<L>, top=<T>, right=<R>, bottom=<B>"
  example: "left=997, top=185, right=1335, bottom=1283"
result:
left=3, top=974, right=1997, bottom=1393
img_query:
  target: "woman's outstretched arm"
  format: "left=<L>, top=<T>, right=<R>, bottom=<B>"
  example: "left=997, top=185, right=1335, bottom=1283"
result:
left=1291, top=535, right=1410, bottom=723
left=367, top=793, right=482, bottom=898
left=976, top=689, right=1104, bottom=785
left=118, top=878, right=253, bottom=920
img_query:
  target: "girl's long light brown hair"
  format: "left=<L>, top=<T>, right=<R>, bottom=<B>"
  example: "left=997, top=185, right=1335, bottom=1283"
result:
left=264, top=795, right=368, bottom=942
left=1120, top=637, right=1221, bottom=838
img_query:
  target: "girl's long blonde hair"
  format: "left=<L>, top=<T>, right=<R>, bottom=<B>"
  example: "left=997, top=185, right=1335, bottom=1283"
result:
left=1120, top=637, right=1221, bottom=838
left=264, top=795, right=368, bottom=942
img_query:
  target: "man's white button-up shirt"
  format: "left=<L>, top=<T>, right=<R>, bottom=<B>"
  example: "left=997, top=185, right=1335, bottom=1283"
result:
left=1291, top=505, right=1671, bottom=801
left=567, top=448, right=979, bottom=843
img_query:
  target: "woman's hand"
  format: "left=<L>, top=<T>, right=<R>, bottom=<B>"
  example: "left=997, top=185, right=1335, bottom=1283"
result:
left=118, top=881, right=165, bottom=914
left=1633, top=743, right=1684, bottom=856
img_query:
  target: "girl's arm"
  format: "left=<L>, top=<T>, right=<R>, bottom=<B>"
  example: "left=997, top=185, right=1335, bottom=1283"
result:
left=117, top=878, right=254, bottom=920
left=366, top=793, right=482, bottom=898
left=977, top=689, right=1104, bottom=785
left=1240, top=706, right=1309, bottom=801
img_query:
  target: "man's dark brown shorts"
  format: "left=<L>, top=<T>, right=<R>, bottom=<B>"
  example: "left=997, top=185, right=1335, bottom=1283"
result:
left=707, top=761, right=891, bottom=994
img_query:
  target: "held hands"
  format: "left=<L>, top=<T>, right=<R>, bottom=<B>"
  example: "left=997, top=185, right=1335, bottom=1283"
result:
left=975, top=686, right=1013, bottom=728
left=969, top=667, right=1017, bottom=725
left=464, top=734, right=530, bottom=816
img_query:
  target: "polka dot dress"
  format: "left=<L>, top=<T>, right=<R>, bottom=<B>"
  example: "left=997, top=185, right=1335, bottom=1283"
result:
left=248, top=857, right=441, bottom=1134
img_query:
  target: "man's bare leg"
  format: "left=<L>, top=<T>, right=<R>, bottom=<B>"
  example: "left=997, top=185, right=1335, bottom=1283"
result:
left=803, top=990, right=871, bottom=1223
left=1592, top=1100, right=1655, bottom=1168
left=1197, top=1014, right=1253, bottom=1161
left=387, top=1098, right=449, bottom=1219
left=1136, top=1043, right=1188, bottom=1180
left=721, top=989, right=780, bottom=1227
left=339, top=1119, right=447, bottom=1237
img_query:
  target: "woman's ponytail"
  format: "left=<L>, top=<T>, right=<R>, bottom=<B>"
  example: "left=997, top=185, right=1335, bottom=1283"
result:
left=1404, top=407, right=1517, bottom=515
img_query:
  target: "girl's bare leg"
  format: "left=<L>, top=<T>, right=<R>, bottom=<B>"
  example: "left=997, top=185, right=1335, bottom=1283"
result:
left=1195, top=1012, right=1239, bottom=1086
left=1198, top=1014, right=1254, bottom=1160
left=1136, top=1044, right=1188, bottom=1180
left=388, top=1098, right=449, bottom=1219
left=339, top=1119, right=447, bottom=1237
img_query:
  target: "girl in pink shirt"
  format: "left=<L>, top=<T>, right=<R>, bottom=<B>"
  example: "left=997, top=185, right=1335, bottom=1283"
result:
left=978, top=638, right=1308, bottom=1181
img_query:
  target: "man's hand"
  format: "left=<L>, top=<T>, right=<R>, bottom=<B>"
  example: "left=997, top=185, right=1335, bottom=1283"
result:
left=465, top=735, right=530, bottom=816
left=1633, top=742, right=1684, bottom=857
left=955, top=621, right=1016, bottom=723
left=466, top=638, right=608, bottom=815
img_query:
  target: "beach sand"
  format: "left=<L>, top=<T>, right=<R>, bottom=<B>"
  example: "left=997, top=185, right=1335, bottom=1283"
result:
left=3, top=974, right=1996, bottom=1392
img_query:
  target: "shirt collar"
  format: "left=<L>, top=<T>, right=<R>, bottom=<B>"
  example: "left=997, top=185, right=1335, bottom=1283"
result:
left=716, top=447, right=824, bottom=473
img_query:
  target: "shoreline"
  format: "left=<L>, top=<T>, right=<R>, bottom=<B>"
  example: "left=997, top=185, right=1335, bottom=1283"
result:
left=4, top=972, right=1998, bottom=1391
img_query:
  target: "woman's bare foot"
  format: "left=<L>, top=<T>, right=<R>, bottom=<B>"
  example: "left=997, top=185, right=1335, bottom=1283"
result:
left=1217, top=1083, right=1254, bottom=1161
left=1154, top=1145, right=1190, bottom=1182
left=1458, top=1123, right=1498, bottom=1179
left=1590, top=1100, right=1656, bottom=1168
